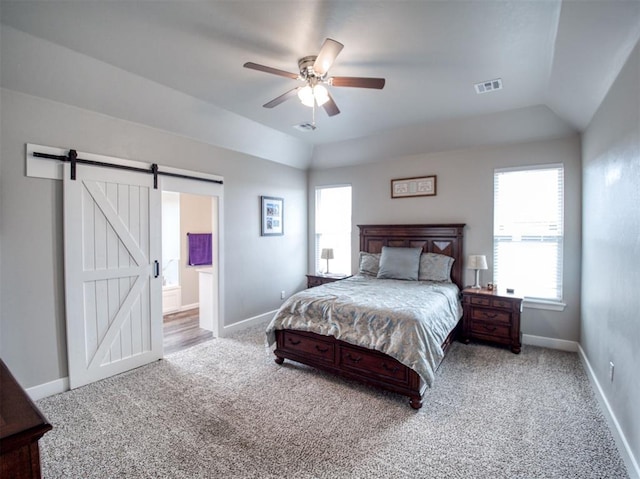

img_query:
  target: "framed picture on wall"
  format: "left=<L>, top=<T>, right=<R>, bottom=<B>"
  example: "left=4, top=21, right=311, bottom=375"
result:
left=261, top=196, right=284, bottom=236
left=391, top=175, right=437, bottom=198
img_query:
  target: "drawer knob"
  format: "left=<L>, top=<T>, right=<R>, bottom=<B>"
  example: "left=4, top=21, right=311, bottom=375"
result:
left=315, top=345, right=329, bottom=353
left=346, top=353, right=362, bottom=363
left=287, top=338, right=301, bottom=345
left=483, top=325, right=498, bottom=332
left=381, top=363, right=400, bottom=374
left=482, top=312, right=498, bottom=319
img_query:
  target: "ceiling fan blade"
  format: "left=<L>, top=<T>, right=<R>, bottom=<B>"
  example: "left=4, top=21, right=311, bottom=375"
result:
left=330, top=77, right=386, bottom=89
left=244, top=62, right=299, bottom=80
left=322, top=93, right=340, bottom=117
left=263, top=87, right=300, bottom=108
left=313, top=38, right=344, bottom=76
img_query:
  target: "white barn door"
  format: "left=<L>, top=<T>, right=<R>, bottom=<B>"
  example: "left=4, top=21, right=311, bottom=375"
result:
left=64, top=163, right=162, bottom=389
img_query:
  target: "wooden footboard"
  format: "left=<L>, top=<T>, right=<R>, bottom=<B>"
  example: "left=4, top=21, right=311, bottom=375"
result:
left=274, top=320, right=460, bottom=409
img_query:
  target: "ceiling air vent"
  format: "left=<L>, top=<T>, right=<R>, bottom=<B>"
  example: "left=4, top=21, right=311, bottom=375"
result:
left=474, top=78, right=503, bottom=94
left=293, top=123, right=317, bottom=132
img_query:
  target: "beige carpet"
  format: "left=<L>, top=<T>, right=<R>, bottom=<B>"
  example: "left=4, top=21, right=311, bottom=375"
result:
left=37, top=325, right=628, bottom=478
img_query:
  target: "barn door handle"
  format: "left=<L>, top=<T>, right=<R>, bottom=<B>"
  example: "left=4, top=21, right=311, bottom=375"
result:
left=153, top=260, right=160, bottom=278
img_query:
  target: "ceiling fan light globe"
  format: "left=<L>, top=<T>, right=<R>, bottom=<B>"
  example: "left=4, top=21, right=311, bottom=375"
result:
left=298, top=85, right=315, bottom=107
left=314, top=85, right=329, bottom=106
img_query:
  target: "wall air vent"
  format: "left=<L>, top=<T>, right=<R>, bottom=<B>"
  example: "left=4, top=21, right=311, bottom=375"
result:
left=293, top=123, right=317, bottom=132
left=474, top=78, right=503, bottom=94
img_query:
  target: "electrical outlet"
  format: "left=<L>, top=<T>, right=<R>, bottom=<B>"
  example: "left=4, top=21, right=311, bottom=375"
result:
left=280, top=290, right=285, bottom=300
left=609, top=362, right=615, bottom=382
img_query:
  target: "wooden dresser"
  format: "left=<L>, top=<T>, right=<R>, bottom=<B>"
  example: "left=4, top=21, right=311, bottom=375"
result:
left=462, top=287, right=523, bottom=353
left=0, top=360, right=52, bottom=479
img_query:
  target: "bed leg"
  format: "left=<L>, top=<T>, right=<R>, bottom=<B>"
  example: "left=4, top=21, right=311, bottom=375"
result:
left=274, top=355, right=284, bottom=365
left=409, top=396, right=423, bottom=410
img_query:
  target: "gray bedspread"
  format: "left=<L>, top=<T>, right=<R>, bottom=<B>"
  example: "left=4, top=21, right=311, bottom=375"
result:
left=265, top=275, right=462, bottom=387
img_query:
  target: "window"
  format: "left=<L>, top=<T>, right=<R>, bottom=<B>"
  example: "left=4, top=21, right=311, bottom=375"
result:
left=315, top=185, right=352, bottom=275
left=493, top=165, right=564, bottom=302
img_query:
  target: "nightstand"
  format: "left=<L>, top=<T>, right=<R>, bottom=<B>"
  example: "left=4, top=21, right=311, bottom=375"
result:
left=306, top=274, right=350, bottom=288
left=462, top=287, right=523, bottom=353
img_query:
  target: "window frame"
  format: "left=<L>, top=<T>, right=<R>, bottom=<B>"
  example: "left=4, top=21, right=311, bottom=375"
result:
left=493, top=163, right=565, bottom=310
left=314, top=184, right=352, bottom=276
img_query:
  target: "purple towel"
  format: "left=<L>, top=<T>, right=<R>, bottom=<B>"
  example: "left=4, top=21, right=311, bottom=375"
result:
left=187, top=233, right=212, bottom=266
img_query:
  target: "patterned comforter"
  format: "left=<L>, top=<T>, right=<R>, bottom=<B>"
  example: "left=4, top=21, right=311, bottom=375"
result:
left=266, top=275, right=462, bottom=387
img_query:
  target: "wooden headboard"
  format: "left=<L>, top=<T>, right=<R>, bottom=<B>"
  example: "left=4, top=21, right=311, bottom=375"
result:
left=358, top=224, right=466, bottom=289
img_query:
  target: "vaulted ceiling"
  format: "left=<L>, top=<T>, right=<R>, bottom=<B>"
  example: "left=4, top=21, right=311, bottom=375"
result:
left=1, top=1, right=639, bottom=169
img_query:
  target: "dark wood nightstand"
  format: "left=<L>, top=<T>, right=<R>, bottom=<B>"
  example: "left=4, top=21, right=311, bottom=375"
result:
left=306, top=274, right=350, bottom=288
left=462, top=287, right=523, bottom=353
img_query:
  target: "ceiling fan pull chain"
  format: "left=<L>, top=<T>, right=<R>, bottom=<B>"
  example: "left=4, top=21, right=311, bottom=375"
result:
left=312, top=99, right=316, bottom=127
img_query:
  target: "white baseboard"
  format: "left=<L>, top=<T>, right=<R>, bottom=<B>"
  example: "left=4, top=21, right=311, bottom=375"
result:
left=220, top=309, right=276, bottom=337
left=26, top=376, right=69, bottom=401
left=578, top=345, right=640, bottom=479
left=25, top=308, right=275, bottom=400
left=522, top=333, right=579, bottom=352
left=179, top=302, right=199, bottom=312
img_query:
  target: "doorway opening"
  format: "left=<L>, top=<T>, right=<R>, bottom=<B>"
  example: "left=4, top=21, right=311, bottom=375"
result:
left=161, top=191, right=217, bottom=354
left=160, top=175, right=223, bottom=356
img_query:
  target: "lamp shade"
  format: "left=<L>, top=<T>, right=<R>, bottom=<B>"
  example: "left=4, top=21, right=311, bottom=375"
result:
left=321, top=248, right=334, bottom=260
left=298, top=85, right=314, bottom=107
left=298, top=85, right=329, bottom=107
left=313, top=85, right=329, bottom=106
left=467, top=255, right=488, bottom=270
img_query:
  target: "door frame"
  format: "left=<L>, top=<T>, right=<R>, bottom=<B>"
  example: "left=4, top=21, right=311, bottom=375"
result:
left=160, top=175, right=224, bottom=338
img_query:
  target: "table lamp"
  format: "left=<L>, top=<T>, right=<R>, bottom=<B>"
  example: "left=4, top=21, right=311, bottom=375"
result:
left=467, top=255, right=488, bottom=289
left=321, top=248, right=334, bottom=274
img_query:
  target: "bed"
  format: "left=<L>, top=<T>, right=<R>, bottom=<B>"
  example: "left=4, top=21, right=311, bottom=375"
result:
left=266, top=224, right=465, bottom=409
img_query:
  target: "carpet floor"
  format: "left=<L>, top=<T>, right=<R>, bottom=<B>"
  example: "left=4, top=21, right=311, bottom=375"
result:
left=37, top=325, right=628, bottom=478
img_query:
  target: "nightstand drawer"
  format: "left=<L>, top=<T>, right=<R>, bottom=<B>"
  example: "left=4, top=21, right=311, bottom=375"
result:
left=469, top=296, right=491, bottom=306
left=306, top=274, right=350, bottom=288
left=469, top=319, right=510, bottom=340
left=492, top=299, right=514, bottom=309
left=470, top=307, right=511, bottom=323
left=469, top=295, right=514, bottom=310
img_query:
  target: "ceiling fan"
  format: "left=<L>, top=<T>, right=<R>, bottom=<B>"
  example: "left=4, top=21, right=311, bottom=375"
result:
left=243, top=38, right=385, bottom=117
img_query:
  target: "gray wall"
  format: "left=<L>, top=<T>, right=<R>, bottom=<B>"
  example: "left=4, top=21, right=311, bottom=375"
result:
left=582, top=40, right=640, bottom=468
left=309, top=135, right=582, bottom=342
left=0, top=88, right=307, bottom=388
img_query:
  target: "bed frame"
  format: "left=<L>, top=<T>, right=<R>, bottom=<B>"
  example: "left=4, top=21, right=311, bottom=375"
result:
left=274, top=224, right=466, bottom=409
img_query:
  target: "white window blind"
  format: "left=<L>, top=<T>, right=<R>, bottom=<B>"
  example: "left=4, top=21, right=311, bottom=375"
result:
left=315, top=185, right=352, bottom=275
left=493, top=165, right=564, bottom=301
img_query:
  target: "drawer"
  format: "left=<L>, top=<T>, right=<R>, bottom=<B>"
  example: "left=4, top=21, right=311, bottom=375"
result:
left=470, top=307, right=511, bottom=324
left=307, top=277, right=324, bottom=288
left=467, top=295, right=515, bottom=310
left=339, top=346, right=408, bottom=383
left=491, top=298, right=514, bottom=309
left=470, top=318, right=510, bottom=340
left=280, top=331, right=334, bottom=362
left=469, top=296, right=491, bottom=306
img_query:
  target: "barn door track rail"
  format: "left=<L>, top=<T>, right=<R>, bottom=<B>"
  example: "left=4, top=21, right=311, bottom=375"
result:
left=33, top=149, right=224, bottom=188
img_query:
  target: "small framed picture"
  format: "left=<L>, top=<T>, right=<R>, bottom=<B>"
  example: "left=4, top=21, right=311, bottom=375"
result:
left=391, top=175, right=437, bottom=198
left=260, top=196, right=284, bottom=236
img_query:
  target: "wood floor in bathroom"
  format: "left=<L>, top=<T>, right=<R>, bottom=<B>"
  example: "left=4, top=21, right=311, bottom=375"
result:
left=163, top=308, right=213, bottom=355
